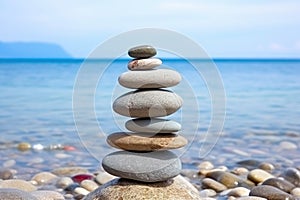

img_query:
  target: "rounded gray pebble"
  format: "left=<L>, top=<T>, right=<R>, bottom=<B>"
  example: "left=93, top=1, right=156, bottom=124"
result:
left=102, top=150, right=181, bottom=182
left=125, top=118, right=181, bottom=133
left=249, top=185, right=294, bottom=200
left=0, top=188, right=38, bottom=200
left=113, top=89, right=183, bottom=118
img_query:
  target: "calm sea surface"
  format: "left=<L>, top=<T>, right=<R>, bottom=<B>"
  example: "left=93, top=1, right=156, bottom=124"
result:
left=0, top=59, right=299, bottom=173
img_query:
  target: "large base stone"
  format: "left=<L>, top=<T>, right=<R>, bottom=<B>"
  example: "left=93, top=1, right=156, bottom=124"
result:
left=83, top=175, right=201, bottom=200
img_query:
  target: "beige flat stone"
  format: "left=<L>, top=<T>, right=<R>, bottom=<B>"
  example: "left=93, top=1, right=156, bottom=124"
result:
left=83, top=175, right=201, bottom=200
left=107, top=132, right=188, bottom=151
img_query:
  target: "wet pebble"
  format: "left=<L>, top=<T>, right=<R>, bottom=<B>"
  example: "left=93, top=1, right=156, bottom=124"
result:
left=247, top=169, right=274, bottom=184
left=279, top=141, right=297, bottom=150
left=95, top=171, right=117, bottom=185
left=262, top=178, right=295, bottom=193
left=232, top=167, right=249, bottom=175
left=74, top=187, right=90, bottom=196
left=291, top=187, right=300, bottom=196
left=227, top=187, right=250, bottom=197
left=281, top=167, right=300, bottom=186
left=0, top=179, right=37, bottom=192
left=199, top=189, right=217, bottom=197
left=56, top=177, right=74, bottom=189
left=31, top=172, right=58, bottom=185
left=249, top=185, right=294, bottom=200
left=0, top=169, right=13, bottom=180
left=258, top=162, right=274, bottom=172
left=202, top=178, right=227, bottom=192
left=17, top=142, right=31, bottom=151
left=80, top=180, right=98, bottom=191
left=198, top=161, right=214, bottom=170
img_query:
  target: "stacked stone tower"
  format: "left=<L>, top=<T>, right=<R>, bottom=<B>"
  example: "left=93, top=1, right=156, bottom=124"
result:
left=102, top=45, right=188, bottom=183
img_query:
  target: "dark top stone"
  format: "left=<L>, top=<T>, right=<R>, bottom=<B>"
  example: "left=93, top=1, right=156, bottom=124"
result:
left=128, top=45, right=157, bottom=59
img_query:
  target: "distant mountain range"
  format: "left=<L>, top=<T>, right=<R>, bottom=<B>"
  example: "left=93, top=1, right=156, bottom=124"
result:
left=0, top=41, right=72, bottom=58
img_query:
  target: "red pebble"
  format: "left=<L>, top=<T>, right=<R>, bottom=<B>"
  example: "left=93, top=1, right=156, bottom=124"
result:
left=63, top=145, right=76, bottom=151
left=72, top=174, right=94, bottom=183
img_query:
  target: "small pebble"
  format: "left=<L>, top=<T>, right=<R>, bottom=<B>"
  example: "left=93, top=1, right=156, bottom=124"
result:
left=17, top=142, right=31, bottom=151
left=202, top=178, right=227, bottom=192
left=281, top=167, right=300, bottom=186
left=199, top=189, right=217, bottom=197
left=232, top=167, right=249, bottom=175
left=56, top=177, right=74, bottom=189
left=95, top=172, right=117, bottom=185
left=291, top=187, right=300, bottom=196
left=0, top=179, right=37, bottom=192
left=228, top=187, right=250, bottom=197
left=80, top=180, right=98, bottom=191
left=247, top=169, right=274, bottom=184
left=128, top=58, right=162, bottom=70
left=32, top=144, right=44, bottom=151
left=262, top=178, right=295, bottom=193
left=258, top=162, right=274, bottom=172
left=31, top=172, right=57, bottom=185
left=249, top=185, right=294, bottom=200
left=63, top=145, right=76, bottom=151
left=279, top=141, right=297, bottom=150
left=74, top=187, right=90, bottom=196
left=198, top=161, right=214, bottom=170
left=0, top=169, right=13, bottom=180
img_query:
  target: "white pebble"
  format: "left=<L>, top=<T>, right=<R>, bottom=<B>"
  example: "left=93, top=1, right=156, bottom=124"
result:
left=74, top=187, right=90, bottom=195
left=3, top=159, right=16, bottom=168
left=291, top=187, right=300, bottom=196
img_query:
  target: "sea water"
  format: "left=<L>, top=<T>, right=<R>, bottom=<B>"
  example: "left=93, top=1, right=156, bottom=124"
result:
left=0, top=59, right=299, bottom=172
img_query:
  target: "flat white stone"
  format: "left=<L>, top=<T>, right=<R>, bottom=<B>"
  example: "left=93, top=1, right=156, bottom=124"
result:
left=125, top=118, right=181, bottom=133
left=128, top=58, right=162, bottom=70
left=113, top=89, right=183, bottom=118
left=118, top=69, right=181, bottom=89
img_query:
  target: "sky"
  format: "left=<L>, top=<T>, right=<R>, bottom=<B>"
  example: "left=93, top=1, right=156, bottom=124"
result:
left=1, top=0, right=300, bottom=58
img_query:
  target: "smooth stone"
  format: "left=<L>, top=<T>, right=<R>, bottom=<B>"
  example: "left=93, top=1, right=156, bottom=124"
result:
left=232, top=167, right=249, bottom=175
left=113, top=89, right=183, bottom=118
left=281, top=167, right=300, bottom=186
left=279, top=141, right=298, bottom=150
left=228, top=187, right=250, bottom=197
left=128, top=45, right=156, bottom=59
left=74, top=187, right=90, bottom=196
left=202, top=178, right=227, bottom=192
left=17, top=142, right=31, bottom=151
left=102, top=150, right=181, bottom=182
left=72, top=174, right=94, bottom=183
left=125, top=118, right=181, bottom=133
left=291, top=187, right=300, bottom=196
left=52, top=167, right=89, bottom=176
left=0, top=188, right=38, bottom=200
left=80, top=180, right=99, bottom=192
left=0, top=179, right=37, bottom=192
left=249, top=185, right=295, bottom=200
left=128, top=58, right=162, bottom=70
left=258, top=162, right=275, bottom=172
left=31, top=172, right=58, bottom=185
left=107, top=132, right=187, bottom=151
left=95, top=172, right=117, bottom=185
left=30, top=190, right=65, bottom=200
left=197, top=161, right=214, bottom=170
left=206, top=171, right=255, bottom=189
left=83, top=175, right=201, bottom=200
left=248, top=169, right=274, bottom=184
left=118, top=69, right=181, bottom=89
left=0, top=169, right=13, bottom=180
left=262, top=178, right=295, bottom=193
left=199, top=189, right=217, bottom=197
left=65, top=183, right=80, bottom=192
left=56, top=177, right=74, bottom=189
